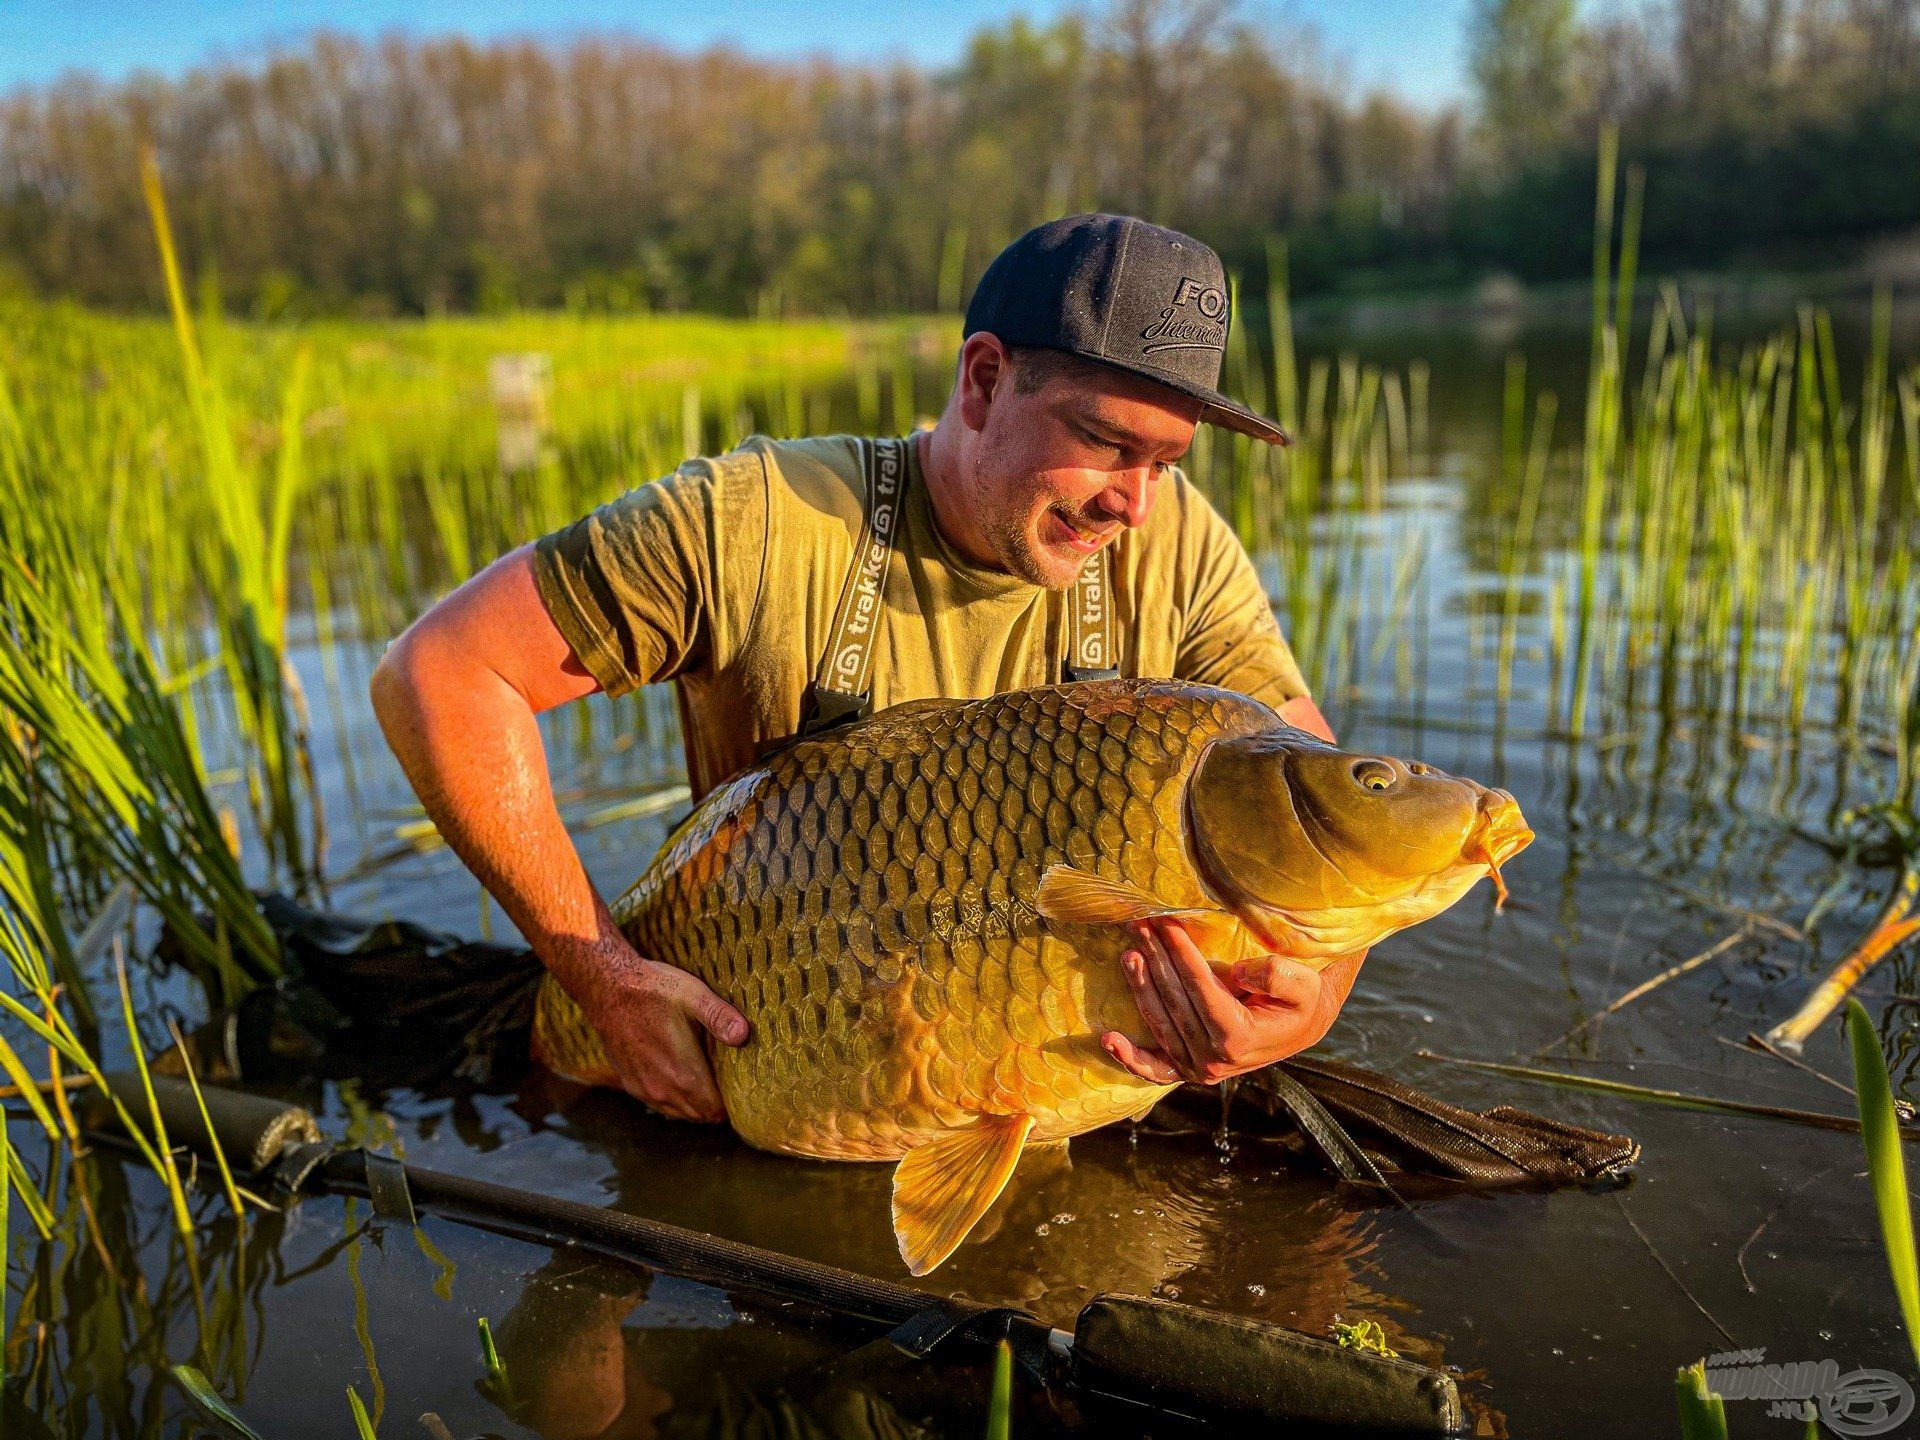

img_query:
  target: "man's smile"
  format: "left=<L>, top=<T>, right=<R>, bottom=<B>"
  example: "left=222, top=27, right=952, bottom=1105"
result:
left=1045, top=504, right=1118, bottom=555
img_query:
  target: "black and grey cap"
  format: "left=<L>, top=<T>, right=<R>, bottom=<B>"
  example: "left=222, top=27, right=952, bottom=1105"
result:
left=963, top=213, right=1288, bottom=446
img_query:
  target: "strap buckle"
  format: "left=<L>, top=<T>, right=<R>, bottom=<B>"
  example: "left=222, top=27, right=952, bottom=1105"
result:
left=799, top=682, right=871, bottom=737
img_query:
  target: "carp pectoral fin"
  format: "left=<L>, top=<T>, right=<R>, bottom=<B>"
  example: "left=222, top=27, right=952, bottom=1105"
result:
left=891, top=1113, right=1035, bottom=1277
left=1036, top=865, right=1235, bottom=947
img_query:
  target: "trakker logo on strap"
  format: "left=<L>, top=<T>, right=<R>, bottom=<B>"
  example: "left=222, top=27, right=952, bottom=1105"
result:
left=824, top=438, right=905, bottom=693
left=1140, top=276, right=1227, bottom=356
left=1073, top=549, right=1110, bottom=669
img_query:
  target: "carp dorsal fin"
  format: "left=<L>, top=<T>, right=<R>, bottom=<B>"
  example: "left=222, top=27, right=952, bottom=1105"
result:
left=892, top=1113, right=1034, bottom=1276
left=1035, top=865, right=1238, bottom=949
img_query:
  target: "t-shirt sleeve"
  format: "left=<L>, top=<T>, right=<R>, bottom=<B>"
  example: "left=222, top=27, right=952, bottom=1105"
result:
left=531, top=448, right=767, bottom=698
left=1171, top=478, right=1310, bottom=707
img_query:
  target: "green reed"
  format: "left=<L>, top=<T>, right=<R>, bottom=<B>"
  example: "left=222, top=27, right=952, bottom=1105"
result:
left=1847, top=998, right=1920, bottom=1371
left=140, top=153, right=324, bottom=894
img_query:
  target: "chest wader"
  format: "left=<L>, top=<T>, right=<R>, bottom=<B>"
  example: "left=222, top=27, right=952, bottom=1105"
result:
left=797, top=436, right=1120, bottom=739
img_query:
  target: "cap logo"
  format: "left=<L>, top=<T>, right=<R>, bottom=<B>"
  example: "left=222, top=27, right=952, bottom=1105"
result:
left=1140, top=276, right=1227, bottom=354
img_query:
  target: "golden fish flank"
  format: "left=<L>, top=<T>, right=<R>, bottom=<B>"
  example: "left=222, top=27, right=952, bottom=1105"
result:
left=531, top=678, right=1533, bottom=1275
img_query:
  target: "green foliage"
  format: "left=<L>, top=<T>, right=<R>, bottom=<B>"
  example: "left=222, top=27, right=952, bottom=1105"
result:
left=1, top=2, right=1914, bottom=314
left=347, top=1385, right=378, bottom=1440
left=1469, top=0, right=1581, bottom=166
left=984, top=1338, right=1013, bottom=1440
left=170, top=1365, right=269, bottom=1440
left=477, top=1315, right=512, bottom=1409
left=1676, top=1361, right=1730, bottom=1439
left=1333, top=1317, right=1399, bottom=1357
left=1846, top=999, right=1920, bottom=1372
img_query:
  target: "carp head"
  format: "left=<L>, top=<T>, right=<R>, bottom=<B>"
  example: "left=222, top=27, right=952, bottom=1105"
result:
left=1185, top=725, right=1533, bottom=960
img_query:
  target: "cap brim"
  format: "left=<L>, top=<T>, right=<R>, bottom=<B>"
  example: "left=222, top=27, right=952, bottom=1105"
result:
left=1076, top=354, right=1291, bottom=447
left=1198, top=394, right=1291, bottom=448
left=1007, top=344, right=1293, bottom=448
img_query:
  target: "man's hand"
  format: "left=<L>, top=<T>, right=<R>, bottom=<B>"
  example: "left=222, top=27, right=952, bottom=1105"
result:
left=563, top=934, right=748, bottom=1124
left=1100, top=917, right=1364, bottom=1085
left=370, top=545, right=749, bottom=1123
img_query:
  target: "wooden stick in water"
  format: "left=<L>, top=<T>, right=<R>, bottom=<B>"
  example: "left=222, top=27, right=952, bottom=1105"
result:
left=1766, top=864, right=1920, bottom=1054
left=1417, top=1050, right=1920, bottom=1139
left=1537, top=927, right=1754, bottom=1056
left=0, top=1071, right=98, bottom=1102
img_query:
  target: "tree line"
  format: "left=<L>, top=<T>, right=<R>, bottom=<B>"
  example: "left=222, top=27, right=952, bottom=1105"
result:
left=0, top=0, right=1914, bottom=317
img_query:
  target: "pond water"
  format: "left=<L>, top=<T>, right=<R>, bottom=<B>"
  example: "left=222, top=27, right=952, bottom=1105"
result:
left=16, top=295, right=1920, bottom=1439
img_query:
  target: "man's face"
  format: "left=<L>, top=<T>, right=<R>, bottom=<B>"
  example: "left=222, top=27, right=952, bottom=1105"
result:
left=963, top=347, right=1203, bottom=589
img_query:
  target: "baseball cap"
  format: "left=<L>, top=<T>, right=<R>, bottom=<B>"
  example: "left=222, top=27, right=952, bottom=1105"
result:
left=963, top=213, right=1288, bottom=446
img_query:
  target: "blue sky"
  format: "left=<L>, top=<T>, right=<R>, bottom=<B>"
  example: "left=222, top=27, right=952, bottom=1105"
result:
left=0, top=1, right=1474, bottom=108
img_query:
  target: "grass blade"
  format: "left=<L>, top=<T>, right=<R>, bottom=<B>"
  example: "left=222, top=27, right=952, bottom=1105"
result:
left=171, top=1364, right=269, bottom=1440
left=1675, top=1360, right=1729, bottom=1440
left=347, top=1385, right=377, bottom=1440
left=984, top=1337, right=1012, bottom=1440
left=1846, top=998, right=1920, bottom=1371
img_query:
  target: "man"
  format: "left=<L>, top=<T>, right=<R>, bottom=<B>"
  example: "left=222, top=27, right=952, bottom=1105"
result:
left=371, top=214, right=1363, bottom=1125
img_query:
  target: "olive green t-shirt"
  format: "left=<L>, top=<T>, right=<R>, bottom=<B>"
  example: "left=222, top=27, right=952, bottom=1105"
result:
left=532, top=432, right=1308, bottom=800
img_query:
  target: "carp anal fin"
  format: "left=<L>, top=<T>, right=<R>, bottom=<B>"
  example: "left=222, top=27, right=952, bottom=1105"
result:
left=891, top=1113, right=1034, bottom=1276
left=1035, top=865, right=1235, bottom=947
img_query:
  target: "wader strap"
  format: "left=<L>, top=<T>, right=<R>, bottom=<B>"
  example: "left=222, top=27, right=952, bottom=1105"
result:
left=1063, top=545, right=1119, bottom=683
left=799, top=436, right=910, bottom=736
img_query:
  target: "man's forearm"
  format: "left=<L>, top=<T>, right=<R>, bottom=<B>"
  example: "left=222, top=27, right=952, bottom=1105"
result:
left=369, top=633, right=636, bottom=1010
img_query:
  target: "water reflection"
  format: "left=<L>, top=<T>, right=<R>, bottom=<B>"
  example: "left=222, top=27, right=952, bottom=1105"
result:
left=508, top=1081, right=1373, bottom=1334
left=476, top=1090, right=1401, bottom=1438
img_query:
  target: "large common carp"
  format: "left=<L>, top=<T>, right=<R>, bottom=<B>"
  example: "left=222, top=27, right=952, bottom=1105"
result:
left=532, top=679, right=1532, bottom=1275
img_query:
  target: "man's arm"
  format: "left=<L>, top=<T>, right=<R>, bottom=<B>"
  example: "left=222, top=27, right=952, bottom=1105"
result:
left=369, top=543, right=747, bottom=1122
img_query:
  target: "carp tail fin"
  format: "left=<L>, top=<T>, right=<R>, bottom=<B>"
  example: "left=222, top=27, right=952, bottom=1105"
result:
left=1035, top=865, right=1236, bottom=949
left=891, top=1113, right=1035, bottom=1276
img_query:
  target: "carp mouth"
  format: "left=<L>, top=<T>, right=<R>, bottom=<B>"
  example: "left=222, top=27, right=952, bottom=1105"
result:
left=1462, top=789, right=1533, bottom=910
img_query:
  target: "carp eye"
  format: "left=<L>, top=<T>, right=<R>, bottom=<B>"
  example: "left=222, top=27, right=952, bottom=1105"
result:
left=1351, top=759, right=1397, bottom=792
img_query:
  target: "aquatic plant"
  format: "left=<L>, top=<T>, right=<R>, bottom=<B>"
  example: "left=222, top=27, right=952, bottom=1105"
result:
left=1675, top=1360, right=1730, bottom=1440
left=1845, top=998, right=1920, bottom=1371
left=172, top=1364, right=270, bottom=1440
left=984, top=1337, right=1013, bottom=1440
